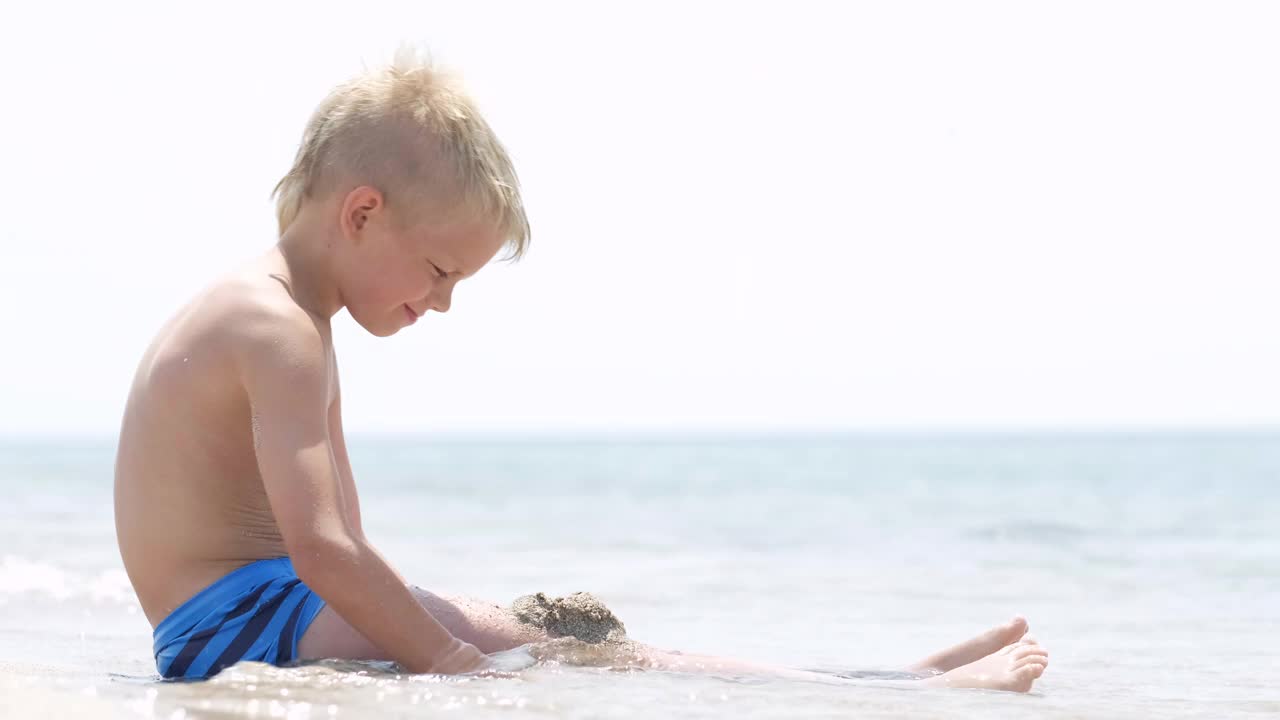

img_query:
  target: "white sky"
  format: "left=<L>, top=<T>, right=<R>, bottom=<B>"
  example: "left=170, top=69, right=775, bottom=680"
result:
left=1, top=1, right=1277, bottom=435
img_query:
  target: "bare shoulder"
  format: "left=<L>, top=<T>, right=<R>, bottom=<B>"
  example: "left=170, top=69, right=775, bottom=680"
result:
left=199, top=271, right=331, bottom=374
left=123, top=262, right=336, bottom=440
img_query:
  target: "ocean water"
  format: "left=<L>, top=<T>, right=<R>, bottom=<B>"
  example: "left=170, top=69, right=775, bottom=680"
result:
left=1, top=432, right=1277, bottom=719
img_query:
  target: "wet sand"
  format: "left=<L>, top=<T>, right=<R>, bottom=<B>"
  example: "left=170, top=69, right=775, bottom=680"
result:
left=510, top=592, right=628, bottom=644
left=505, top=592, right=665, bottom=669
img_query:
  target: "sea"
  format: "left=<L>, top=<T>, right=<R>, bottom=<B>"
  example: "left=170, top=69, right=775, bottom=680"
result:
left=1, top=432, right=1276, bottom=719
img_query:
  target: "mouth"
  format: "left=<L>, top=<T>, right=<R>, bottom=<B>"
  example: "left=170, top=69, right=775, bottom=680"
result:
left=403, top=304, right=419, bottom=324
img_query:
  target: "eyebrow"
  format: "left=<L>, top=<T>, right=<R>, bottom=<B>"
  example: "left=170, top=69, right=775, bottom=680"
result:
left=440, top=258, right=469, bottom=279
left=429, top=258, right=457, bottom=277
left=433, top=252, right=460, bottom=277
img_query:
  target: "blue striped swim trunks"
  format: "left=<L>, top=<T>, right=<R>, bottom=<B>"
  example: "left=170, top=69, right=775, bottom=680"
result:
left=153, top=557, right=327, bottom=680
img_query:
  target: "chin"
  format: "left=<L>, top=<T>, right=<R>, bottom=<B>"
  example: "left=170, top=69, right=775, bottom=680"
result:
left=349, top=310, right=402, bottom=338
left=367, top=326, right=400, bottom=338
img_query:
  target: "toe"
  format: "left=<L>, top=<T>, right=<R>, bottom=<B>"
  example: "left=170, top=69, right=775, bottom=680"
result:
left=1015, top=654, right=1049, bottom=671
left=989, top=617, right=1029, bottom=651
left=1012, top=645, right=1049, bottom=661
left=1013, top=661, right=1044, bottom=686
left=999, top=636, right=1036, bottom=655
left=1007, top=665, right=1040, bottom=693
left=1019, top=634, right=1040, bottom=646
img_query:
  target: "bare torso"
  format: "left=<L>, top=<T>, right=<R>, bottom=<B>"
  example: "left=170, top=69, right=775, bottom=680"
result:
left=114, top=258, right=338, bottom=628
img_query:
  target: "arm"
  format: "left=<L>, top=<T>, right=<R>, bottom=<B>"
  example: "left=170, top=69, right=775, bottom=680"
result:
left=328, top=384, right=364, bottom=540
left=236, top=308, right=486, bottom=675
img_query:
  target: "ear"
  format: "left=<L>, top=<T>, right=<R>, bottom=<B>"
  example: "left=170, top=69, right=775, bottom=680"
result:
left=339, top=185, right=386, bottom=242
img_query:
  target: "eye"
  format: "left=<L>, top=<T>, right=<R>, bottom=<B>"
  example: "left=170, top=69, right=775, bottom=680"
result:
left=429, top=261, right=448, bottom=279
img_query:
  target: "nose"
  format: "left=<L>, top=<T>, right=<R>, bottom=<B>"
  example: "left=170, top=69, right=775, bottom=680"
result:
left=429, top=284, right=453, bottom=314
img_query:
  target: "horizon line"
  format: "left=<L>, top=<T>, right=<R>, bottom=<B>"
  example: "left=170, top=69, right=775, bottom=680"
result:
left=2, top=423, right=1278, bottom=443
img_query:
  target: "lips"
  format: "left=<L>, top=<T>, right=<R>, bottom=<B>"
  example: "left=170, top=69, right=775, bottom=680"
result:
left=404, top=304, right=419, bottom=323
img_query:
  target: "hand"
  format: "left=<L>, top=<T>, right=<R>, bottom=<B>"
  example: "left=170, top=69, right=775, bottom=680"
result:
left=485, top=644, right=538, bottom=674
left=428, top=638, right=491, bottom=675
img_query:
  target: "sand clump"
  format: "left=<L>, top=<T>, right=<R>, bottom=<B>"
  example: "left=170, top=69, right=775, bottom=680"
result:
left=509, top=592, right=628, bottom=644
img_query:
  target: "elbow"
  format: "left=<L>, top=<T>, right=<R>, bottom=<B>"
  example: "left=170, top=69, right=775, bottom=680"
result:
left=287, top=531, right=363, bottom=589
left=343, top=516, right=367, bottom=545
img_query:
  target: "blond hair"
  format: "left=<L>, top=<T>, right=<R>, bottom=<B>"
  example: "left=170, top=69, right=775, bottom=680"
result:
left=272, top=48, right=529, bottom=260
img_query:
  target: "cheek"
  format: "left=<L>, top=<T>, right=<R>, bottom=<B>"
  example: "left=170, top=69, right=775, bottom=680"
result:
left=346, top=265, right=387, bottom=304
left=374, top=263, right=435, bottom=307
left=352, top=252, right=421, bottom=301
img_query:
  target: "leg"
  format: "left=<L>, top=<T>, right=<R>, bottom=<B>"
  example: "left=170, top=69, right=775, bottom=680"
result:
left=621, top=647, right=859, bottom=684
left=298, top=589, right=1049, bottom=693
left=299, top=586, right=873, bottom=684
left=907, top=616, right=1029, bottom=673
left=619, top=617, right=1034, bottom=683
left=526, top=638, right=853, bottom=684
left=297, top=585, right=810, bottom=678
left=297, top=586, right=549, bottom=661
left=532, top=621, right=1048, bottom=692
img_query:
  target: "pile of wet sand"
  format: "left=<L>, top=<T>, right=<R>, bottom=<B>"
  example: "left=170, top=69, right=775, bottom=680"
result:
left=509, top=592, right=628, bottom=644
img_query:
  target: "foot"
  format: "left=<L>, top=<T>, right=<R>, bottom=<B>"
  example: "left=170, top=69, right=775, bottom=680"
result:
left=922, top=634, right=1048, bottom=693
left=908, top=616, right=1029, bottom=673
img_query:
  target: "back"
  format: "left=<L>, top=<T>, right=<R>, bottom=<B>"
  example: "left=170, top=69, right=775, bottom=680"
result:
left=114, top=265, right=335, bottom=628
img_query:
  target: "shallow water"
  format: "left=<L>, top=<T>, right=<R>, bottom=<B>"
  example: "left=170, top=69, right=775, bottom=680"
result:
left=1, top=433, right=1277, bottom=718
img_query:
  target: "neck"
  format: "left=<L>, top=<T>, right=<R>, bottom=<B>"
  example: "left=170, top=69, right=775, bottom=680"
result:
left=274, top=208, right=344, bottom=320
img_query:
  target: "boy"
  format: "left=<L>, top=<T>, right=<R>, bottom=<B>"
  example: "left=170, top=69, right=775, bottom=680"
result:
left=114, top=51, right=1049, bottom=690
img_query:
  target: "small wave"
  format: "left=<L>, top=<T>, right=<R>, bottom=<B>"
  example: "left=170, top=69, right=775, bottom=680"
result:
left=0, top=555, right=135, bottom=604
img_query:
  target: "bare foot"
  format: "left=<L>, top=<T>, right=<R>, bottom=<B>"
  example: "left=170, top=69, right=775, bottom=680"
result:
left=922, top=634, right=1048, bottom=693
left=908, top=616, right=1029, bottom=674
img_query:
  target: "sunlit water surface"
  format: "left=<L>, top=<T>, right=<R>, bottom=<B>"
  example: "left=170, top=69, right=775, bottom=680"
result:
left=2, top=433, right=1277, bottom=718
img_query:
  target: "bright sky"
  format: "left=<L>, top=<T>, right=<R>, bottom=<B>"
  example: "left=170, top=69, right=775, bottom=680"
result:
left=1, top=1, right=1277, bottom=435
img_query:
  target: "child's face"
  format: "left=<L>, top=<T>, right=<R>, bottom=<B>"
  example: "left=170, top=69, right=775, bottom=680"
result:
left=337, top=189, right=507, bottom=337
